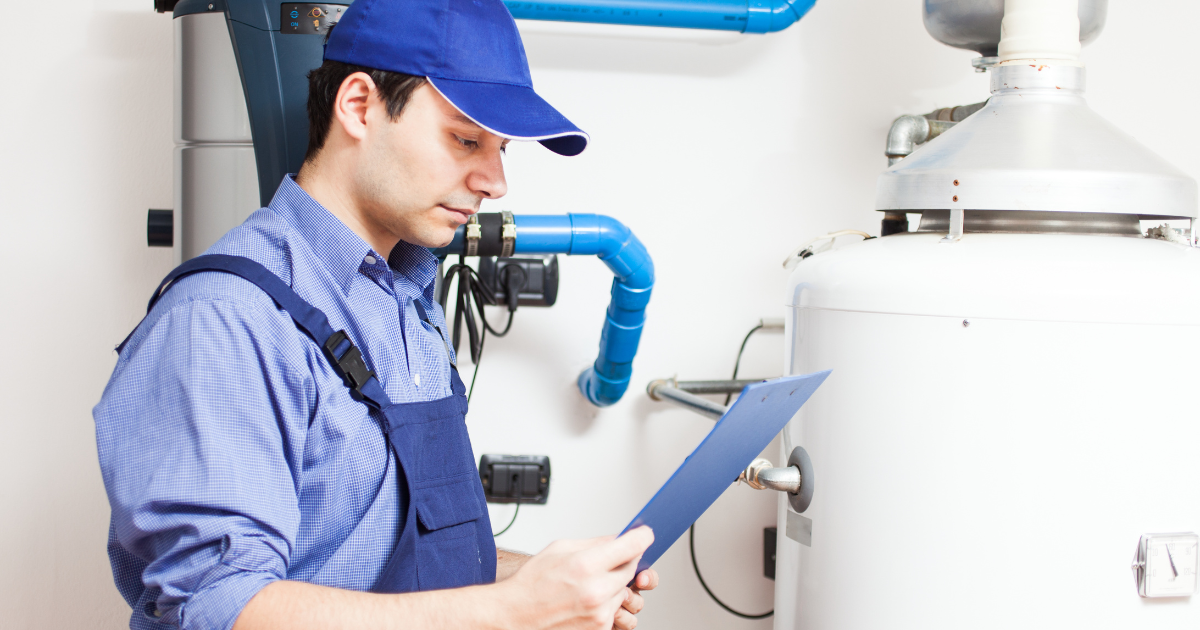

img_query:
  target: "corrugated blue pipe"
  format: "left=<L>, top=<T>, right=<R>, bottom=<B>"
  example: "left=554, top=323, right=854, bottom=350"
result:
left=504, top=0, right=817, bottom=33
left=437, top=214, right=654, bottom=407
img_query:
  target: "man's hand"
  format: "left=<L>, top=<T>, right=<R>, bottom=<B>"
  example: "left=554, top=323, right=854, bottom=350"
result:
left=231, top=530, right=658, bottom=630
left=496, top=526, right=654, bottom=630
left=614, top=568, right=659, bottom=630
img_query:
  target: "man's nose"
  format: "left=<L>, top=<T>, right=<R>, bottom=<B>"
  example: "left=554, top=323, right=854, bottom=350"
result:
left=467, top=149, right=508, bottom=200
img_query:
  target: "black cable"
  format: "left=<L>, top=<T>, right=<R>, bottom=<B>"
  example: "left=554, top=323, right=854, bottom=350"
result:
left=467, top=332, right=484, bottom=403
left=493, top=503, right=520, bottom=537
left=437, top=257, right=522, bottom=404
left=690, top=321, right=776, bottom=619
left=724, top=323, right=765, bottom=405
left=689, top=523, right=773, bottom=619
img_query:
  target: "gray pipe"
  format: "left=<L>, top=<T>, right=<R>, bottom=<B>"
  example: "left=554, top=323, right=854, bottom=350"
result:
left=886, top=101, right=988, bottom=165
left=670, top=379, right=764, bottom=395
left=885, top=115, right=931, bottom=166
left=646, top=379, right=727, bottom=420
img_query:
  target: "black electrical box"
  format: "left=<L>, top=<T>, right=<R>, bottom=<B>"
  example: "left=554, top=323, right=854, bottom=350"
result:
left=479, top=454, right=550, bottom=504
left=764, top=526, right=777, bottom=580
left=477, top=255, right=559, bottom=308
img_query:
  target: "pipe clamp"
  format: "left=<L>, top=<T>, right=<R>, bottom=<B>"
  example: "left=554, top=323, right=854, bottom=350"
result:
left=501, top=211, right=516, bottom=257
left=465, top=215, right=481, bottom=256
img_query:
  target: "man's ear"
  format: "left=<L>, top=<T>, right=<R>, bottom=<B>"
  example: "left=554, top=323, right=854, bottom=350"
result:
left=332, top=72, right=375, bottom=142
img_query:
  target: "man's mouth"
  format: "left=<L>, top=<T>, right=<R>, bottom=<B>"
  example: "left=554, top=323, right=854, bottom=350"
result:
left=439, top=205, right=475, bottom=225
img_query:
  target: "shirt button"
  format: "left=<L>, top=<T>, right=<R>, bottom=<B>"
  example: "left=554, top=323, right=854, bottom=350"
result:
left=414, top=373, right=421, bottom=388
left=364, top=255, right=377, bottom=265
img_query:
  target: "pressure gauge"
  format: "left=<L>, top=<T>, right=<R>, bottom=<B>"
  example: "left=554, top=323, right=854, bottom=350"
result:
left=1133, top=532, right=1199, bottom=598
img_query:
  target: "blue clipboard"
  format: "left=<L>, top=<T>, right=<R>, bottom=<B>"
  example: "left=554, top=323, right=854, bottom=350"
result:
left=619, top=370, right=831, bottom=575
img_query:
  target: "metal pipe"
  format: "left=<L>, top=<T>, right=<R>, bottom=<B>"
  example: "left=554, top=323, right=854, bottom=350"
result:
left=885, top=115, right=930, bottom=166
left=739, top=458, right=802, bottom=493
left=758, top=466, right=802, bottom=493
left=505, top=0, right=819, bottom=34
left=646, top=379, right=727, bottom=420
left=886, top=102, right=987, bottom=165
left=670, top=379, right=763, bottom=395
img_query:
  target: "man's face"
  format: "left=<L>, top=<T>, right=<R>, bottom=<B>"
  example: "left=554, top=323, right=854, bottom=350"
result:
left=354, top=82, right=508, bottom=249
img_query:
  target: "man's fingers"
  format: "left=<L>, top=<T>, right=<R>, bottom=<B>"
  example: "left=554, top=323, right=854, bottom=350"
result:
left=613, top=607, right=638, bottom=630
left=622, top=588, right=645, bottom=615
left=633, top=568, right=659, bottom=591
left=583, top=526, right=654, bottom=571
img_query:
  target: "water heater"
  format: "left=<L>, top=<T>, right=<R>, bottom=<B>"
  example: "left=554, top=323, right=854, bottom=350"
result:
left=775, top=1, right=1200, bottom=627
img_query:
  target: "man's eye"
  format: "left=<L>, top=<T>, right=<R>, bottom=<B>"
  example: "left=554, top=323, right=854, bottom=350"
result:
left=455, top=135, right=479, bottom=149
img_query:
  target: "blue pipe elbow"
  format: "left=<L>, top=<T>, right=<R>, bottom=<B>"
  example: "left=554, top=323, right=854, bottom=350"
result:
left=567, top=215, right=654, bottom=407
left=504, top=0, right=816, bottom=33
left=435, top=214, right=654, bottom=407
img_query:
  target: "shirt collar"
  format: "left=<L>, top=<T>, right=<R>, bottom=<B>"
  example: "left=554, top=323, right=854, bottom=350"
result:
left=388, top=241, right=438, bottom=301
left=268, top=175, right=438, bottom=297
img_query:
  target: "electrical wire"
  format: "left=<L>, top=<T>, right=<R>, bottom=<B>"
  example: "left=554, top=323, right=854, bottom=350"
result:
left=781, top=230, right=874, bottom=270
left=438, top=256, right=521, bottom=403
left=439, top=256, right=518, bottom=363
left=467, top=334, right=484, bottom=403
left=723, top=323, right=764, bottom=405
left=691, top=321, right=776, bottom=619
left=689, top=523, right=773, bottom=620
left=493, top=503, right=520, bottom=537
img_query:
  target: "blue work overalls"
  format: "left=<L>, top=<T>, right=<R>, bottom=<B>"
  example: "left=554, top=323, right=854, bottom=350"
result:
left=120, top=254, right=498, bottom=593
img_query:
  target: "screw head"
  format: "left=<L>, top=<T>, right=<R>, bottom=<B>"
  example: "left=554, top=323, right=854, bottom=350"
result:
left=962, top=319, right=970, bottom=327
left=952, top=195, right=959, bottom=202
left=953, top=179, right=960, bottom=186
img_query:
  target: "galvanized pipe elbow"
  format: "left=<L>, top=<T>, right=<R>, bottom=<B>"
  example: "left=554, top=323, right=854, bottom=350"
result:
left=885, top=114, right=931, bottom=165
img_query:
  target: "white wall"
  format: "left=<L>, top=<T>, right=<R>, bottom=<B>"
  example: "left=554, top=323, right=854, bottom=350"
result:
left=1, top=1, right=1196, bottom=628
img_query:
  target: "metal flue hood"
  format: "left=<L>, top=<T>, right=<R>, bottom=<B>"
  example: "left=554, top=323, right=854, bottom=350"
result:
left=879, top=0, right=1197, bottom=220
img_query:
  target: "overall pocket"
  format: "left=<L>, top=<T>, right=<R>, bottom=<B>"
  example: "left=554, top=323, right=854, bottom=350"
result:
left=413, top=477, right=485, bottom=590
left=409, top=413, right=477, bottom=483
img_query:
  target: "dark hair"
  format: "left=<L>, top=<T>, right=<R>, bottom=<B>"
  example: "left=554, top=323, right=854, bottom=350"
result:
left=304, top=36, right=426, bottom=162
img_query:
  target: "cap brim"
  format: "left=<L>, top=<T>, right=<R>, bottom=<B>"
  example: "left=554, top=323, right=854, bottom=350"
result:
left=427, top=77, right=589, bottom=157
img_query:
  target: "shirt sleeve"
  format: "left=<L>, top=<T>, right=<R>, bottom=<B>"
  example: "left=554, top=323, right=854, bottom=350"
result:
left=95, top=292, right=316, bottom=630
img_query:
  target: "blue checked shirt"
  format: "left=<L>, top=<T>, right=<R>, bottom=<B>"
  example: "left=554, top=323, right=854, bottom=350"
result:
left=95, top=176, right=457, bottom=630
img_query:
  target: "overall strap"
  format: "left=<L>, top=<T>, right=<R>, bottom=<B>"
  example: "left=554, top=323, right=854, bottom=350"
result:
left=118, top=254, right=394, bottom=410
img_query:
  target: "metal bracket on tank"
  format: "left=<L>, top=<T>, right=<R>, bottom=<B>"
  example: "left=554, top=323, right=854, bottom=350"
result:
left=941, top=207, right=965, bottom=243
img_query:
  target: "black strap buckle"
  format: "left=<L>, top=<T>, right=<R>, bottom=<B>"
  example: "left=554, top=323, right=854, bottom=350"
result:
left=322, top=330, right=377, bottom=394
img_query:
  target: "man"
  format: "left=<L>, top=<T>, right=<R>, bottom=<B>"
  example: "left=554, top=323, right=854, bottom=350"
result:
left=94, top=0, right=657, bottom=628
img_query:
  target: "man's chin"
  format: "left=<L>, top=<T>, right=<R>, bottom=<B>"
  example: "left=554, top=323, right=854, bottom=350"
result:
left=406, top=223, right=460, bottom=250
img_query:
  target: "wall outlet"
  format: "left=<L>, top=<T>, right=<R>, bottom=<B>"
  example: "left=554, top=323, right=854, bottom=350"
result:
left=479, top=454, right=551, bottom=504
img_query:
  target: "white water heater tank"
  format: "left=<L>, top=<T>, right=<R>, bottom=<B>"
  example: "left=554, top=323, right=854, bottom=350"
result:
left=775, top=230, right=1200, bottom=628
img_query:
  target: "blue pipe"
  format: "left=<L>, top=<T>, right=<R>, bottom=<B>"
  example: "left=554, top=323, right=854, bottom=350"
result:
left=437, top=214, right=654, bottom=407
left=504, top=0, right=817, bottom=33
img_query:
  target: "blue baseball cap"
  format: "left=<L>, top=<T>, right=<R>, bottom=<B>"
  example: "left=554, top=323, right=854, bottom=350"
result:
left=324, top=0, right=588, bottom=156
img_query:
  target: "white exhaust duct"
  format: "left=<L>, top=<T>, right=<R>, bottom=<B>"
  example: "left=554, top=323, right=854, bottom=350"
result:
left=998, top=0, right=1082, bottom=65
